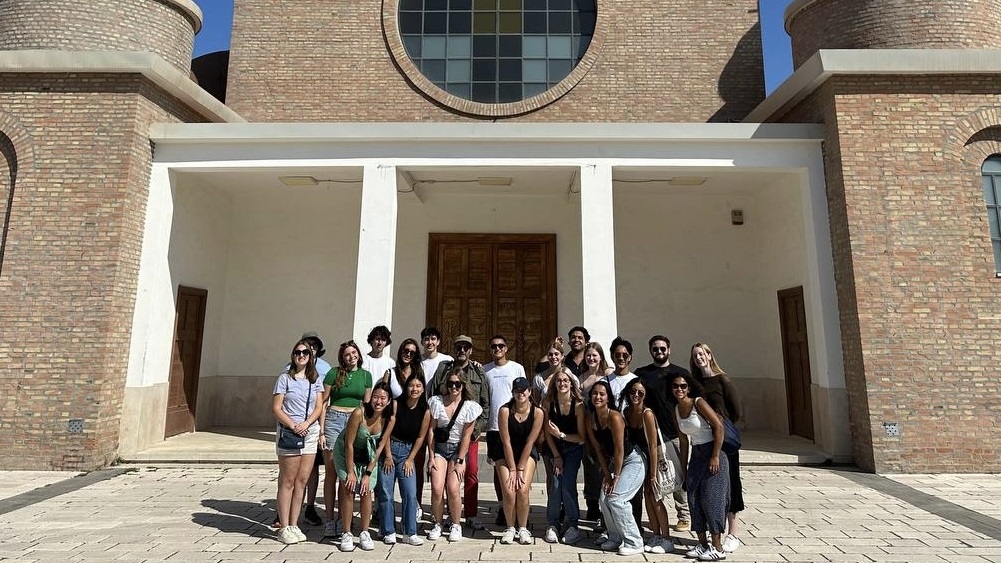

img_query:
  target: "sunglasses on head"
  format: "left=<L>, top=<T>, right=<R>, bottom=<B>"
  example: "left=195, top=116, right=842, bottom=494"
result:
left=292, top=349, right=311, bottom=357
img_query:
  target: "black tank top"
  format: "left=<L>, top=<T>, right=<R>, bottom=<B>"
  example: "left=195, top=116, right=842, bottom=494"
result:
left=593, top=411, right=632, bottom=457
left=508, top=405, right=536, bottom=456
left=549, top=398, right=578, bottom=436
left=626, top=408, right=650, bottom=453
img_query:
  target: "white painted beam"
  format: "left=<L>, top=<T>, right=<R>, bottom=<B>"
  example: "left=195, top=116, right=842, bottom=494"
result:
left=579, top=164, right=618, bottom=347
left=352, top=164, right=399, bottom=347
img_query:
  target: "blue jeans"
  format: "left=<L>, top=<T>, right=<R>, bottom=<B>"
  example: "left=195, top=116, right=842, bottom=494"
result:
left=546, top=441, right=584, bottom=528
left=376, top=439, right=419, bottom=536
left=599, top=448, right=646, bottom=550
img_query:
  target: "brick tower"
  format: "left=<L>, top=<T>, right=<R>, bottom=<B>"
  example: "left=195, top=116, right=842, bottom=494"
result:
left=0, top=0, right=236, bottom=470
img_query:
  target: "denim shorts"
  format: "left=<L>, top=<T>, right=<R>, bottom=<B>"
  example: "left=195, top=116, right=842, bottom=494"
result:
left=323, top=409, right=351, bottom=450
left=434, top=441, right=461, bottom=461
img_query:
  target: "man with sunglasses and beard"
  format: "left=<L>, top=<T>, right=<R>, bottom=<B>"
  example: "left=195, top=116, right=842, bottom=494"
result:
left=430, top=335, right=492, bottom=531
left=634, top=334, right=692, bottom=533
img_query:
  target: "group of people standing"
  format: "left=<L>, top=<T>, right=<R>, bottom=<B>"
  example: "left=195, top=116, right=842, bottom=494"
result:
left=271, top=325, right=744, bottom=561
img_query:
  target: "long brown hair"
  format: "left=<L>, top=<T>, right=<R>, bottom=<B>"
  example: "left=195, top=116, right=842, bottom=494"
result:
left=289, top=339, right=319, bottom=383
left=543, top=367, right=582, bottom=412
left=332, top=340, right=363, bottom=390
left=689, top=342, right=726, bottom=377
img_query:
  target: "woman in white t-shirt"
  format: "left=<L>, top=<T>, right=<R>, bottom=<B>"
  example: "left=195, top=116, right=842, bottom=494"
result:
left=426, top=369, right=483, bottom=542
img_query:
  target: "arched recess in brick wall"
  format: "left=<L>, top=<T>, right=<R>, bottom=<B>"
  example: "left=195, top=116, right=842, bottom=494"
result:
left=953, top=121, right=1001, bottom=276
left=0, top=113, right=36, bottom=278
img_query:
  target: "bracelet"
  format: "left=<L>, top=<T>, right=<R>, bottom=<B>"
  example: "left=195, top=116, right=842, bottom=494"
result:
left=559, top=432, right=566, bottom=440
left=518, top=468, right=525, bottom=471
left=363, top=470, right=372, bottom=477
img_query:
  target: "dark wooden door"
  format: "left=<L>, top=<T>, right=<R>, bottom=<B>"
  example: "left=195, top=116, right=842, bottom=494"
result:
left=777, top=286, right=814, bottom=440
left=427, top=234, right=557, bottom=367
left=165, top=286, right=207, bottom=437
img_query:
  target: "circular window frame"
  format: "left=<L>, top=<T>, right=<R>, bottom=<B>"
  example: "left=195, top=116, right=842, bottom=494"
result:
left=383, top=0, right=608, bottom=117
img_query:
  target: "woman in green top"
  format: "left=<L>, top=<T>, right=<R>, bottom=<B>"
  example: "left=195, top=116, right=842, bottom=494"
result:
left=320, top=341, right=373, bottom=537
left=333, top=381, right=394, bottom=552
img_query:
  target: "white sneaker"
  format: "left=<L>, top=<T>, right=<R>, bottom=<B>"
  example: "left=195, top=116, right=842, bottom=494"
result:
left=323, top=520, right=338, bottom=537
left=517, top=527, right=532, bottom=545
left=359, top=531, right=375, bottom=551
left=544, top=526, right=559, bottom=543
left=416, top=507, right=424, bottom=521
left=427, top=523, right=442, bottom=540
left=448, top=523, right=463, bottom=542
left=722, top=534, right=740, bottom=553
left=338, top=532, right=355, bottom=552
left=278, top=526, right=300, bottom=544
left=698, top=546, right=727, bottom=561
left=289, top=525, right=307, bottom=542
left=686, top=543, right=709, bottom=558
left=403, top=533, right=424, bottom=546
left=561, top=526, right=581, bottom=544
left=618, top=544, right=645, bottom=556
left=500, top=527, right=516, bottom=544
left=383, top=532, right=397, bottom=545
left=467, top=517, right=485, bottom=530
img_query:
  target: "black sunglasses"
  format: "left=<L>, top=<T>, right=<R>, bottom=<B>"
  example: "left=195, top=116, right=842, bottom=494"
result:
left=446, top=380, right=464, bottom=389
left=292, top=349, right=311, bottom=357
left=672, top=383, right=689, bottom=390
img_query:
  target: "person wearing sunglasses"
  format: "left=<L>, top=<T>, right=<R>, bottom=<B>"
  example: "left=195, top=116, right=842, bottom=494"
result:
left=272, top=340, right=325, bottom=544
left=622, top=378, right=674, bottom=554
left=426, top=369, right=483, bottom=542
left=381, top=338, right=424, bottom=399
left=483, top=335, right=526, bottom=527
left=634, top=335, right=691, bottom=533
left=607, top=337, right=638, bottom=411
left=671, top=372, right=729, bottom=561
left=429, top=335, right=491, bottom=531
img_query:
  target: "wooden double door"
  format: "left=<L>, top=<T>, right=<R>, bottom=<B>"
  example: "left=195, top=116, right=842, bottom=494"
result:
left=426, top=234, right=557, bottom=366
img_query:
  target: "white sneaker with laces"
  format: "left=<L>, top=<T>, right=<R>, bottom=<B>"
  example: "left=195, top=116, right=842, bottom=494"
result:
left=686, top=543, right=709, bottom=558
left=403, top=533, right=425, bottom=546
left=618, top=544, right=645, bottom=556
left=289, top=526, right=307, bottom=542
left=500, top=526, right=516, bottom=544
left=722, top=534, right=740, bottom=552
left=698, top=546, right=727, bottom=561
left=544, top=526, right=559, bottom=543
left=359, top=531, right=375, bottom=551
left=278, top=526, right=299, bottom=545
left=383, top=532, right=397, bottom=545
left=338, top=532, right=355, bottom=552
left=517, top=527, right=532, bottom=545
left=448, top=523, right=463, bottom=542
left=427, top=523, right=442, bottom=540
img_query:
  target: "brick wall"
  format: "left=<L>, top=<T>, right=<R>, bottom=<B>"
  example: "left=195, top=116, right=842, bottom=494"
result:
left=787, top=0, right=1001, bottom=68
left=0, top=0, right=200, bottom=72
left=227, top=0, right=764, bottom=122
left=0, top=73, right=205, bottom=470
left=775, top=75, right=1001, bottom=472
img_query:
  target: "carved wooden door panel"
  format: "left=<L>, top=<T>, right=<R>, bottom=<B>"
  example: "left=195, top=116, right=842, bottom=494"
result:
left=427, top=234, right=557, bottom=367
left=165, top=286, right=207, bottom=437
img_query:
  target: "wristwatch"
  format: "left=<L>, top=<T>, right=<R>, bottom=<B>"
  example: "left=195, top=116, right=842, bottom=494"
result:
left=363, top=469, right=373, bottom=476
left=559, top=432, right=566, bottom=440
left=455, top=457, right=465, bottom=465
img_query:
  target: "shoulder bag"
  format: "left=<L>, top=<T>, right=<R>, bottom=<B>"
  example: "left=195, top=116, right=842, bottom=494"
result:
left=277, top=377, right=311, bottom=450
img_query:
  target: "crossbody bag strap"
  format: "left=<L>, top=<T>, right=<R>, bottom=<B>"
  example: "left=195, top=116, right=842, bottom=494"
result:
left=444, top=398, right=466, bottom=434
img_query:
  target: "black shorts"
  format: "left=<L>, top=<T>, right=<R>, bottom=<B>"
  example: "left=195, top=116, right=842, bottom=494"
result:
left=487, top=431, right=503, bottom=461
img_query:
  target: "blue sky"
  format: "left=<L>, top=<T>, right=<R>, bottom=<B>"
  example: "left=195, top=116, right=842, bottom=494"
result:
left=192, top=0, right=795, bottom=94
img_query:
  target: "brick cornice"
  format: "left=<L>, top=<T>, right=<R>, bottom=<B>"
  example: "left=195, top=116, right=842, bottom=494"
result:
left=0, top=50, right=244, bottom=124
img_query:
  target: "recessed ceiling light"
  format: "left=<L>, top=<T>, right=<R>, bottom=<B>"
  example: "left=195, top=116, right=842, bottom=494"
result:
left=477, top=176, right=513, bottom=186
left=279, top=176, right=319, bottom=187
left=668, top=176, right=707, bottom=186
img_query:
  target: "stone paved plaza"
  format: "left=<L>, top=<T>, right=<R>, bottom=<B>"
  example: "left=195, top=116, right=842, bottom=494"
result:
left=1, top=464, right=1000, bottom=562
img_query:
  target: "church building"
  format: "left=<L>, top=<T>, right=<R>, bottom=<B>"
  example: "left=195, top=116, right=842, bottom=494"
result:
left=0, top=0, right=999, bottom=473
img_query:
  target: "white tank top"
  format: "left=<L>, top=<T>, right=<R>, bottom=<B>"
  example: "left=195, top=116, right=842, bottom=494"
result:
left=676, top=398, right=714, bottom=446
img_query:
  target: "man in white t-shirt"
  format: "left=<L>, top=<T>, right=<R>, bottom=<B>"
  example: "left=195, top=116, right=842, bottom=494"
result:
left=420, top=326, right=452, bottom=395
left=606, top=336, right=638, bottom=410
left=365, top=325, right=396, bottom=383
left=482, top=334, right=525, bottom=527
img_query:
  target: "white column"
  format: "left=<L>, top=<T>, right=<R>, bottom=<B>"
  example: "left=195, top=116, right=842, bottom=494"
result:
left=352, top=164, right=399, bottom=349
left=579, top=164, right=618, bottom=347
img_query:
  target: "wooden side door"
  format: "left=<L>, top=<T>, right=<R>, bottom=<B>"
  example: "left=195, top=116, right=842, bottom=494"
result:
left=777, top=286, right=814, bottom=440
left=427, top=234, right=557, bottom=366
left=165, top=286, right=207, bottom=437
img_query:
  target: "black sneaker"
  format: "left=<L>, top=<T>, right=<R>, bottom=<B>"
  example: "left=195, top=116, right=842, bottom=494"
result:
left=304, top=505, right=322, bottom=526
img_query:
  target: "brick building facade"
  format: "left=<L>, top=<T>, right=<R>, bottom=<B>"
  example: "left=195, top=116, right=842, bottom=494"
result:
left=0, top=0, right=998, bottom=472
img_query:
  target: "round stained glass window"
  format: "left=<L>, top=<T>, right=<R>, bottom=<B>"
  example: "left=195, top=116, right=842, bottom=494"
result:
left=397, top=0, right=596, bottom=104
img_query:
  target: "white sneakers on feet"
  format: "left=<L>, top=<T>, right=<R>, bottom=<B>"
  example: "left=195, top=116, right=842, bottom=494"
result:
left=722, top=533, right=740, bottom=552
left=686, top=543, right=709, bottom=558
left=427, top=523, right=442, bottom=540
left=500, top=526, right=516, bottom=544
left=544, top=526, right=559, bottom=543
left=338, top=532, right=355, bottom=552
left=403, top=533, right=425, bottom=546
left=448, top=523, right=463, bottom=542
left=698, top=546, right=727, bottom=561
left=289, top=526, right=307, bottom=542
left=516, top=527, right=532, bottom=544
left=617, top=544, right=645, bottom=556
left=358, top=531, right=375, bottom=551
left=647, top=536, right=666, bottom=554
left=383, top=532, right=397, bottom=545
